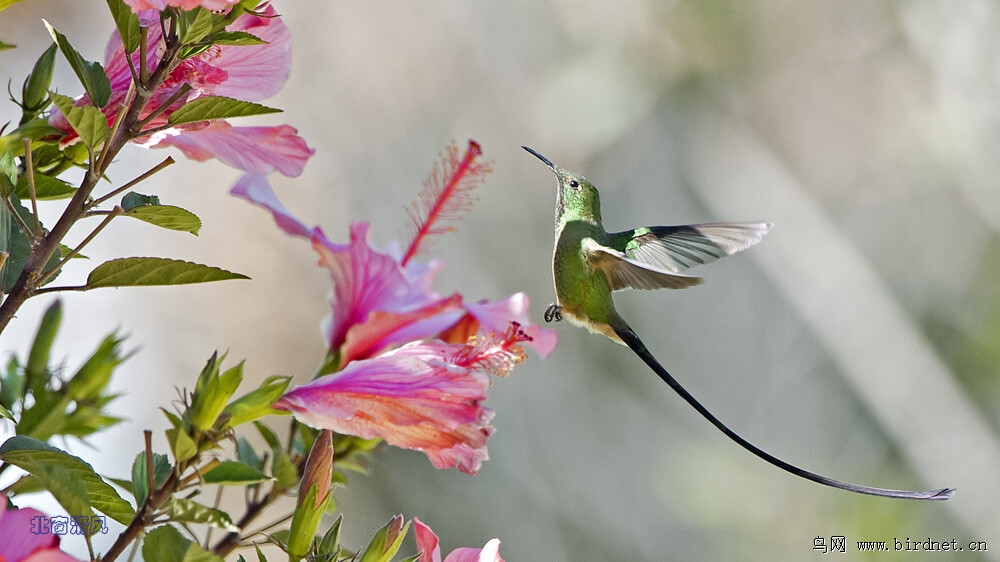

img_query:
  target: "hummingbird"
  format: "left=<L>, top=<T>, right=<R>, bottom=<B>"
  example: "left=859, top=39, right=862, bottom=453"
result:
left=523, top=146, right=953, bottom=500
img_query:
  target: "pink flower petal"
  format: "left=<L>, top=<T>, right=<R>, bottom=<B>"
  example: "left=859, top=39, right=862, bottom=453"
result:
left=414, top=518, right=443, bottom=562
left=0, top=504, right=81, bottom=561
left=314, top=223, right=441, bottom=352
left=230, top=173, right=314, bottom=239
left=275, top=341, right=494, bottom=474
left=123, top=0, right=240, bottom=11
left=413, top=518, right=503, bottom=562
left=145, top=121, right=314, bottom=177
left=462, top=293, right=558, bottom=358
left=207, top=6, right=291, bottom=100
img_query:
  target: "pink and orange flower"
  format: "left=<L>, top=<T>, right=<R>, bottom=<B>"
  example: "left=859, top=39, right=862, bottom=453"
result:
left=0, top=504, right=81, bottom=562
left=231, top=147, right=556, bottom=474
left=50, top=5, right=313, bottom=177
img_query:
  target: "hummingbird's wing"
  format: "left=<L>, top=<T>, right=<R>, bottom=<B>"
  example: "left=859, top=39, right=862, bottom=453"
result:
left=608, top=222, right=772, bottom=274
left=582, top=238, right=703, bottom=291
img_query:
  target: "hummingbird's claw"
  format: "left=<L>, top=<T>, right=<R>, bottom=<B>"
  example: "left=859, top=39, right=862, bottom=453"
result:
left=544, top=303, right=562, bottom=323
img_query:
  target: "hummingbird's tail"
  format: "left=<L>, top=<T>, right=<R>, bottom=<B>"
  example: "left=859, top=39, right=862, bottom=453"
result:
left=611, top=321, right=954, bottom=500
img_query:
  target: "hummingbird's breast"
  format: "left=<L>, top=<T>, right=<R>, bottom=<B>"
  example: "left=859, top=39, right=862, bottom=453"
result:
left=552, top=220, right=616, bottom=326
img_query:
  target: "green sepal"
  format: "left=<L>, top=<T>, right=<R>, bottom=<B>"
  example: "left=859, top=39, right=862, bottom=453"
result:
left=49, top=92, right=109, bottom=149
left=167, top=96, right=280, bottom=126
left=44, top=21, right=111, bottom=108
left=0, top=403, right=13, bottom=422
left=21, top=43, right=58, bottom=115
left=287, top=483, right=333, bottom=560
left=141, top=525, right=224, bottom=562
left=162, top=497, right=240, bottom=532
left=124, top=204, right=202, bottom=236
left=105, top=0, right=141, bottom=53
left=223, top=375, right=291, bottom=427
left=318, top=514, right=343, bottom=555
left=358, top=515, right=410, bottom=562
left=131, top=452, right=171, bottom=506
left=0, top=436, right=135, bottom=525
left=201, top=461, right=271, bottom=485
left=84, top=257, right=249, bottom=290
left=187, top=354, right=243, bottom=431
left=166, top=425, right=197, bottom=464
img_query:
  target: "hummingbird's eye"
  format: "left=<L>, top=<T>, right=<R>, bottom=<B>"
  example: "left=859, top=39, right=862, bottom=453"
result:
left=569, top=180, right=579, bottom=188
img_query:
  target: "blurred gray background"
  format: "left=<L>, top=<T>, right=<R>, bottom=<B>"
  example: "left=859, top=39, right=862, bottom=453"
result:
left=3, top=1, right=1000, bottom=560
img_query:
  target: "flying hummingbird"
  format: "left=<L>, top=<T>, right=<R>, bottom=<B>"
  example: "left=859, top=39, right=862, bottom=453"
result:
left=523, top=146, right=953, bottom=500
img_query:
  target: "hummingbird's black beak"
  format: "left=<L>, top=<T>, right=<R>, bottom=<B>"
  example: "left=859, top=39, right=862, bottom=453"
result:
left=522, top=146, right=555, bottom=170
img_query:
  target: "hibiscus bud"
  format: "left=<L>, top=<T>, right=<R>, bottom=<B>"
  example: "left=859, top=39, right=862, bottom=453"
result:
left=298, top=429, right=333, bottom=508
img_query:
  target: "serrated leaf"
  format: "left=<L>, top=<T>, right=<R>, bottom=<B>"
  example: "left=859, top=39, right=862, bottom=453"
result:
left=15, top=173, right=76, bottom=200
left=49, top=92, right=109, bottom=149
left=164, top=497, right=240, bottom=532
left=143, top=525, right=224, bottom=562
left=178, top=8, right=215, bottom=45
left=0, top=436, right=135, bottom=524
left=210, top=31, right=267, bottom=46
left=125, top=205, right=202, bottom=235
left=44, top=21, right=111, bottom=108
left=105, top=0, right=141, bottom=53
left=131, top=452, right=172, bottom=506
left=84, top=257, right=248, bottom=289
left=202, top=461, right=271, bottom=485
left=121, top=191, right=160, bottom=210
left=168, top=96, right=280, bottom=126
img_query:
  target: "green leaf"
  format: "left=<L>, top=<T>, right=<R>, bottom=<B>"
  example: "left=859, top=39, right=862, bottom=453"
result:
left=271, top=449, right=298, bottom=489
left=131, top=452, right=171, bottom=506
left=105, top=0, right=141, bottom=53
left=0, top=150, right=16, bottom=197
left=253, top=421, right=280, bottom=450
left=177, top=8, right=216, bottom=45
left=43, top=21, right=111, bottom=108
left=142, top=525, right=224, bottom=562
left=25, top=299, right=61, bottom=390
left=16, top=391, right=70, bottom=442
left=0, top=0, right=27, bottom=12
left=49, top=92, right=109, bottom=149
left=318, top=515, right=343, bottom=555
left=236, top=437, right=263, bottom=470
left=0, top=436, right=135, bottom=524
left=125, top=205, right=202, bottom=235
left=164, top=497, right=240, bottom=532
left=121, top=191, right=160, bottom=210
left=0, top=40, right=14, bottom=51
left=84, top=257, right=249, bottom=289
left=223, top=376, right=290, bottom=427
left=0, top=357, right=23, bottom=410
left=210, top=31, right=266, bottom=46
left=166, top=426, right=197, bottom=464
left=202, top=461, right=272, bottom=485
left=64, top=331, right=128, bottom=401
left=15, top=173, right=76, bottom=200
left=168, top=96, right=280, bottom=126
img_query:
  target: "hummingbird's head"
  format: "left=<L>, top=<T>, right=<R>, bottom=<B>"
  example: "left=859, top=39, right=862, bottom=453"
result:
left=522, top=146, right=602, bottom=224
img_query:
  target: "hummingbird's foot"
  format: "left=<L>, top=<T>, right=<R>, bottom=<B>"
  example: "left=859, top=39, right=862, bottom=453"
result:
left=544, top=303, right=562, bottom=323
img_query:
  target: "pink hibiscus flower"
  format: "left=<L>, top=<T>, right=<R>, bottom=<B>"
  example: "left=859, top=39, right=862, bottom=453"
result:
left=50, top=5, right=313, bottom=177
left=0, top=504, right=81, bottom=562
left=414, top=518, right=503, bottom=562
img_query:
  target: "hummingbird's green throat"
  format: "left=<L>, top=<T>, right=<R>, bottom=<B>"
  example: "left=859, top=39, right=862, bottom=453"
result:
left=524, top=145, right=953, bottom=501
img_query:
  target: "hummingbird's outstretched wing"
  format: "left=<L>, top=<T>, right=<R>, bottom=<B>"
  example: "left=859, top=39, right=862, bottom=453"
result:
left=608, top=222, right=772, bottom=274
left=582, top=238, right=703, bottom=291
